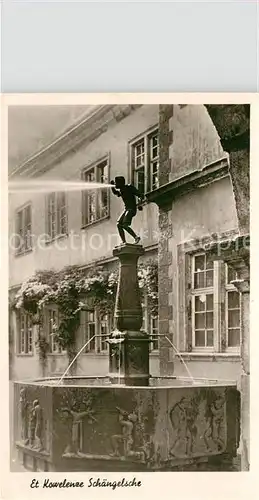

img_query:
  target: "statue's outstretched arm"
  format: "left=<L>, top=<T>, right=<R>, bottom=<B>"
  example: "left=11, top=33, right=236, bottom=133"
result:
left=111, top=186, right=121, bottom=197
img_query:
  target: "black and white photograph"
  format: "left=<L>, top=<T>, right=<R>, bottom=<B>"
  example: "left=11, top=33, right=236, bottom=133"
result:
left=7, top=99, right=250, bottom=476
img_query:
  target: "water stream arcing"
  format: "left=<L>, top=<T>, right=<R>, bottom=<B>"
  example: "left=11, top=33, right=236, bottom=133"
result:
left=57, top=334, right=195, bottom=386
left=165, top=336, right=194, bottom=382
left=9, top=180, right=113, bottom=194
left=57, top=335, right=97, bottom=385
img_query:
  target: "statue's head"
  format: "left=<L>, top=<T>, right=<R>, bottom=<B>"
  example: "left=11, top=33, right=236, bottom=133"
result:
left=128, top=412, right=138, bottom=423
left=214, top=395, right=225, bottom=409
left=115, top=176, right=125, bottom=189
left=178, top=397, right=190, bottom=409
left=33, top=399, right=39, bottom=407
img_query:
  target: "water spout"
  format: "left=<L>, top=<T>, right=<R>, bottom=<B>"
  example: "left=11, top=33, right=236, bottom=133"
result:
left=9, top=180, right=112, bottom=194
left=165, top=336, right=194, bottom=383
left=57, top=335, right=97, bottom=385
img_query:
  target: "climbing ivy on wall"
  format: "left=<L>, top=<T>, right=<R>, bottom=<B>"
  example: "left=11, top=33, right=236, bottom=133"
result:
left=12, top=261, right=158, bottom=356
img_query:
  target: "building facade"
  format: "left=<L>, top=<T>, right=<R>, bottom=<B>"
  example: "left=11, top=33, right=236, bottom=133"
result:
left=9, top=104, right=160, bottom=380
left=9, top=104, right=242, bottom=385
left=150, top=104, right=242, bottom=384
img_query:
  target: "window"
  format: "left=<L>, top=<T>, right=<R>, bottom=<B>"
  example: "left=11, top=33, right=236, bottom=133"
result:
left=46, top=192, right=67, bottom=239
left=141, top=298, right=159, bottom=351
left=83, top=310, right=96, bottom=352
left=193, top=253, right=214, bottom=289
left=193, top=294, right=214, bottom=348
left=226, top=266, right=241, bottom=349
left=100, top=313, right=109, bottom=352
left=150, top=315, right=159, bottom=351
left=81, top=309, right=112, bottom=353
left=131, top=129, right=159, bottom=195
left=46, top=309, right=61, bottom=353
left=192, top=253, right=214, bottom=349
left=82, top=158, right=109, bottom=226
left=141, top=301, right=147, bottom=332
left=17, top=312, right=33, bottom=354
left=15, top=204, right=32, bottom=254
left=186, top=253, right=241, bottom=352
left=149, top=134, right=159, bottom=191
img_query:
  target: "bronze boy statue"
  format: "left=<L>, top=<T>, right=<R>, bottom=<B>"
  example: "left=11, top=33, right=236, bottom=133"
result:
left=111, top=176, right=144, bottom=244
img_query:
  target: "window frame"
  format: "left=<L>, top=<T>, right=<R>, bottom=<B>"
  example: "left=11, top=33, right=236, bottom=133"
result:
left=141, top=295, right=159, bottom=352
left=150, top=314, right=159, bottom=352
left=225, top=265, right=242, bottom=352
left=82, top=309, right=97, bottom=353
left=178, top=239, right=242, bottom=355
left=149, top=132, right=160, bottom=192
left=191, top=252, right=218, bottom=352
left=81, top=309, right=112, bottom=354
left=15, top=203, right=33, bottom=256
left=17, top=311, right=33, bottom=355
left=98, top=312, right=111, bottom=353
left=81, top=156, right=110, bottom=228
left=45, top=307, right=65, bottom=354
left=130, top=126, right=159, bottom=195
left=45, top=191, right=68, bottom=242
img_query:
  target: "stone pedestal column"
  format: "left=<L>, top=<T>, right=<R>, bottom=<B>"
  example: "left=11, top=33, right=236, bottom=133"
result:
left=108, top=244, right=150, bottom=386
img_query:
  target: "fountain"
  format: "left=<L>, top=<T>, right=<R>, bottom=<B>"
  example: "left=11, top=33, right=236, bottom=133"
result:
left=13, top=243, right=240, bottom=472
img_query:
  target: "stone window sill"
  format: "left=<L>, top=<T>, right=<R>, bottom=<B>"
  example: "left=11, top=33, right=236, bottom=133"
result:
left=44, top=233, right=68, bottom=246
left=175, top=352, right=241, bottom=362
left=47, top=352, right=66, bottom=356
left=150, top=350, right=159, bottom=357
left=81, top=214, right=110, bottom=230
left=15, top=248, right=33, bottom=258
left=80, top=351, right=159, bottom=357
left=82, top=351, right=108, bottom=356
left=16, top=353, right=34, bottom=357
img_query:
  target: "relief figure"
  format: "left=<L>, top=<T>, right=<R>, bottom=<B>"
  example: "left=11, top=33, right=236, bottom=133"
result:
left=29, top=399, right=43, bottom=450
left=63, top=408, right=97, bottom=455
left=204, top=395, right=226, bottom=452
left=111, top=407, right=145, bottom=461
left=19, top=388, right=29, bottom=444
left=169, top=397, right=196, bottom=457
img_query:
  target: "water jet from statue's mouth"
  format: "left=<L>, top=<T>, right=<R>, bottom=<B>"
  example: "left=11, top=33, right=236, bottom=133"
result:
left=8, top=180, right=112, bottom=194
